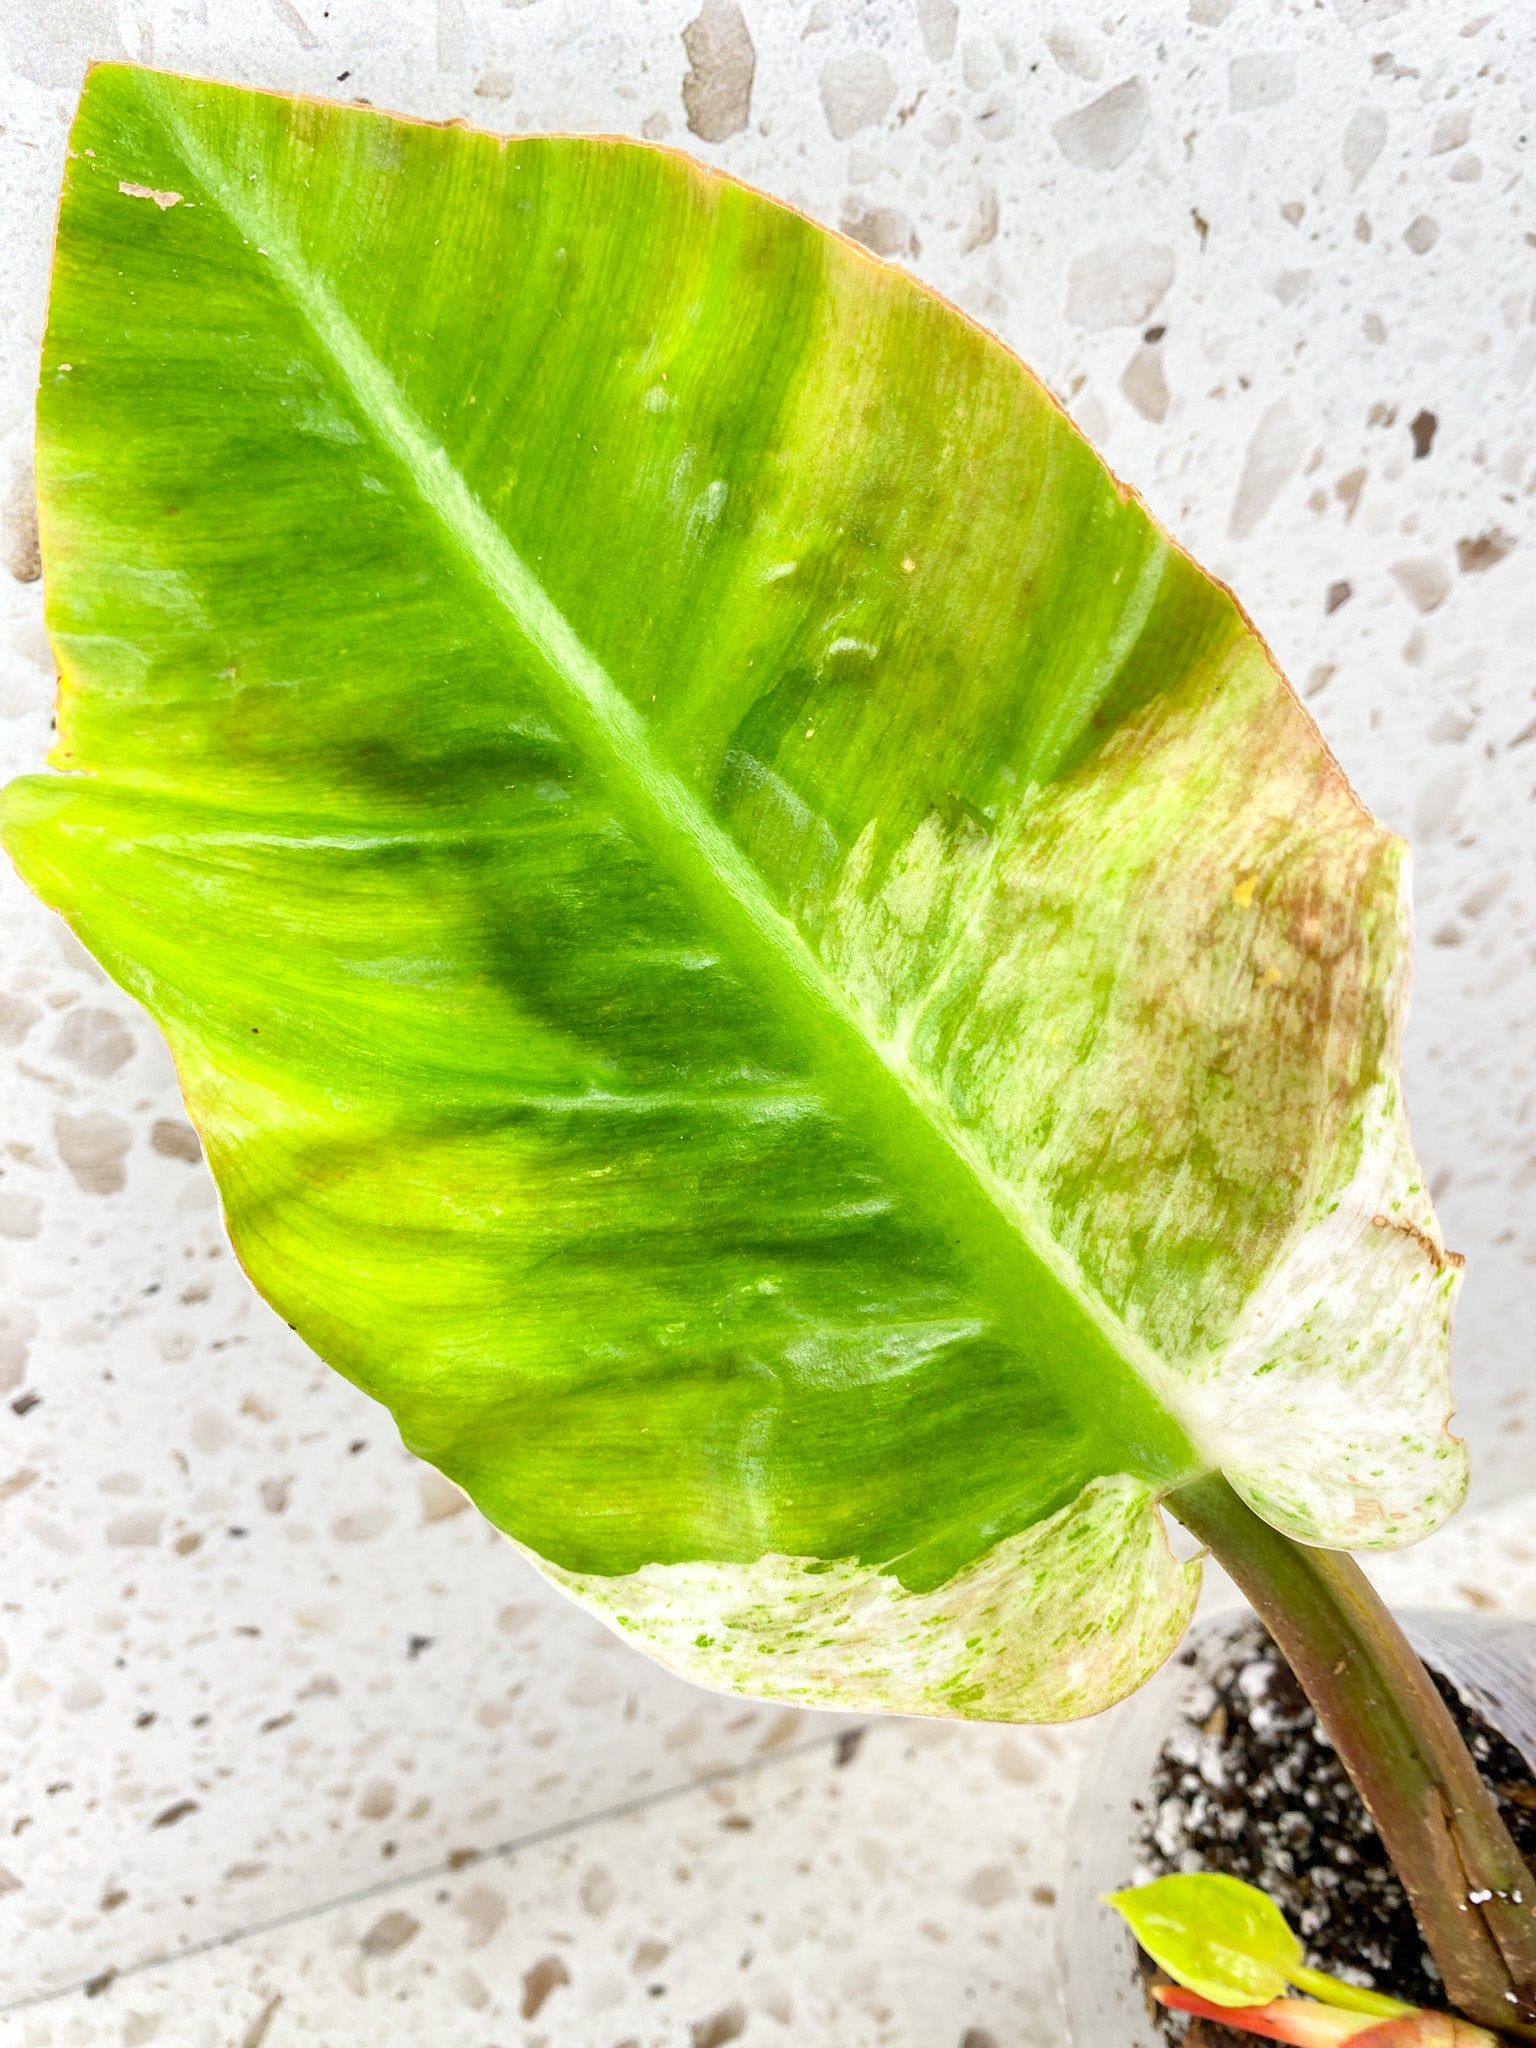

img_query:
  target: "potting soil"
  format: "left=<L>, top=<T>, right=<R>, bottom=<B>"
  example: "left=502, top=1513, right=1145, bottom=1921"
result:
left=1132, top=1618, right=1536, bottom=2039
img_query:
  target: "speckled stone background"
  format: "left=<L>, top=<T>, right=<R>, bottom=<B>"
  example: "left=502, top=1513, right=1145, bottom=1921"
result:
left=0, top=1, right=1532, bottom=2042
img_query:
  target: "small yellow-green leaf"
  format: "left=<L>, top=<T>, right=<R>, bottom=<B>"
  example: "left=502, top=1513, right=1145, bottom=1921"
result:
left=1106, top=1872, right=1302, bottom=2008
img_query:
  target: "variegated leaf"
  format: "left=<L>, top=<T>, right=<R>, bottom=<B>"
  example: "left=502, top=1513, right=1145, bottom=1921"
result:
left=1, top=66, right=1463, bottom=1722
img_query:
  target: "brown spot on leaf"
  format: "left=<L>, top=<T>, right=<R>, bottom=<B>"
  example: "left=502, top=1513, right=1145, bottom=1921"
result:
left=1369, top=1210, right=1458, bottom=1272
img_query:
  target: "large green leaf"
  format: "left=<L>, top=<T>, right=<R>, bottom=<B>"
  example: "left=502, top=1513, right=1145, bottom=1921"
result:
left=1, top=65, right=1464, bottom=1721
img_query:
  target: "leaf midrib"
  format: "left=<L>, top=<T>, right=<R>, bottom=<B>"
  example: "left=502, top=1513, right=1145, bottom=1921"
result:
left=140, top=78, right=1205, bottom=1477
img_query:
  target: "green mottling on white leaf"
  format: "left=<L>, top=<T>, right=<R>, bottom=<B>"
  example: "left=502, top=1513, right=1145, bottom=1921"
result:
left=548, top=1474, right=1199, bottom=1722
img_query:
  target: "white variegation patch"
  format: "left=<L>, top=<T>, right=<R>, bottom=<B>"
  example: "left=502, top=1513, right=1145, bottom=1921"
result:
left=538, top=1473, right=1199, bottom=1724
left=1192, top=1073, right=1466, bottom=1549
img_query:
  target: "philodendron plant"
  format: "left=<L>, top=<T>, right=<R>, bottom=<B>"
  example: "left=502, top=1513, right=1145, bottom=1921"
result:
left=4, top=63, right=1533, bottom=2031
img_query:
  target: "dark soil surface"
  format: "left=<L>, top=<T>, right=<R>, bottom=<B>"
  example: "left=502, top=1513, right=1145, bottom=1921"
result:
left=1132, top=1618, right=1536, bottom=2043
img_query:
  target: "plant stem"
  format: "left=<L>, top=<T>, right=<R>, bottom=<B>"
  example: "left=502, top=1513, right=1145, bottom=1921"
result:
left=1157, top=1984, right=1501, bottom=2048
left=1169, top=1473, right=1536, bottom=2039
left=1290, top=1965, right=1415, bottom=2018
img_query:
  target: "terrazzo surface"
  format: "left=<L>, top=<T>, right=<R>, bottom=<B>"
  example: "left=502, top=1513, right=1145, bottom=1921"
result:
left=0, top=0, right=1533, bottom=2039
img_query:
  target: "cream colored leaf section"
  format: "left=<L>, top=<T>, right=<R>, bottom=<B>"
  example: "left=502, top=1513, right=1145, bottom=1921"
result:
left=540, top=1474, right=1200, bottom=1723
left=1201, top=1081, right=1465, bottom=1549
left=816, top=633, right=1464, bottom=1551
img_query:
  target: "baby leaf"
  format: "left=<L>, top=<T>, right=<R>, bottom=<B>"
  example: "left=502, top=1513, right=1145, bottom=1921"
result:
left=1107, top=1872, right=1303, bottom=2007
left=1111, top=1873, right=1416, bottom=2018
left=1, top=65, right=1465, bottom=1721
